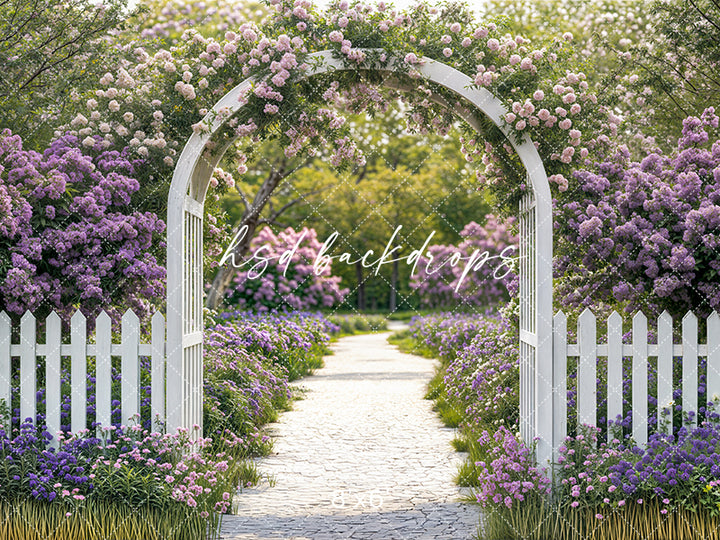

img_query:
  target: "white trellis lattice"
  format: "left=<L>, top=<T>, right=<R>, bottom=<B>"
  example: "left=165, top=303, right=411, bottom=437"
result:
left=166, top=50, right=555, bottom=464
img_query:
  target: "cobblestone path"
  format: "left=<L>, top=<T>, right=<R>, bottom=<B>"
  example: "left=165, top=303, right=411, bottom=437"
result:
left=219, top=328, right=480, bottom=540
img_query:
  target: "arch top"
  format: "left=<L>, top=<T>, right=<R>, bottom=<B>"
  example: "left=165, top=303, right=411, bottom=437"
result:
left=168, top=49, right=550, bottom=211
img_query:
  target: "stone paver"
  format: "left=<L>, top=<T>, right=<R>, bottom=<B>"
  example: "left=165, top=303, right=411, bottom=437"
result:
left=220, top=327, right=480, bottom=540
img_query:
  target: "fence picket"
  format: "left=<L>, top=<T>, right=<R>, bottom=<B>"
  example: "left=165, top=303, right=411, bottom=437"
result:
left=632, top=312, right=648, bottom=446
left=553, top=311, right=567, bottom=455
left=0, top=312, right=10, bottom=414
left=20, top=312, right=36, bottom=425
left=121, top=310, right=140, bottom=425
left=607, top=311, right=623, bottom=440
left=709, top=312, right=720, bottom=412
left=70, top=310, right=87, bottom=433
left=151, top=312, right=165, bottom=427
left=577, top=309, right=597, bottom=429
left=682, top=312, right=699, bottom=428
left=95, top=311, right=112, bottom=435
left=45, top=312, right=62, bottom=443
left=657, top=311, right=673, bottom=434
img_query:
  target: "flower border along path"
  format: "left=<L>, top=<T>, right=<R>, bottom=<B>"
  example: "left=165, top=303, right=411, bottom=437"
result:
left=220, top=328, right=480, bottom=540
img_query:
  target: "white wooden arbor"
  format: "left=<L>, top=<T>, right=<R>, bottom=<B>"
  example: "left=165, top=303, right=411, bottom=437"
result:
left=166, top=50, right=555, bottom=465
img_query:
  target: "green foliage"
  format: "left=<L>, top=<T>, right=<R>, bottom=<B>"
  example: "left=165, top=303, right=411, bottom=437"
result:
left=326, top=314, right=388, bottom=335
left=0, top=0, right=135, bottom=148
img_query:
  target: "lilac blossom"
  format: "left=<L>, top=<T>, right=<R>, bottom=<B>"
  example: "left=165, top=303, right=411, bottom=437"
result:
left=0, top=130, right=165, bottom=325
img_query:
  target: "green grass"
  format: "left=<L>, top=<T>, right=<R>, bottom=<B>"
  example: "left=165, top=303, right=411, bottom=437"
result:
left=327, top=314, right=388, bottom=337
left=0, top=498, right=223, bottom=540
left=235, top=459, right=263, bottom=487
left=479, top=499, right=720, bottom=540
left=387, top=330, right=436, bottom=358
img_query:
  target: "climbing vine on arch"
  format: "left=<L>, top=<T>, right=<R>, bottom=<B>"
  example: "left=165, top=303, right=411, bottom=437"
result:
left=64, top=0, right=615, bottom=217
left=193, top=0, right=614, bottom=207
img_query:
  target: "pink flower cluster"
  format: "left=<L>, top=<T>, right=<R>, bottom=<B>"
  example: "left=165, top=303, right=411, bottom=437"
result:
left=225, top=226, right=348, bottom=311
left=475, top=425, right=551, bottom=509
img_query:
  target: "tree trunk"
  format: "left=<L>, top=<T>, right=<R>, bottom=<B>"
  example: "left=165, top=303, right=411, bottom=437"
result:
left=389, top=258, right=398, bottom=312
left=205, top=170, right=284, bottom=310
left=355, top=261, right=365, bottom=311
left=204, top=215, right=260, bottom=310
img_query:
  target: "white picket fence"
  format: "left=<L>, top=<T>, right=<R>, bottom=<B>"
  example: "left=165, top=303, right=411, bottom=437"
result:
left=0, top=309, right=166, bottom=439
left=550, top=309, right=720, bottom=458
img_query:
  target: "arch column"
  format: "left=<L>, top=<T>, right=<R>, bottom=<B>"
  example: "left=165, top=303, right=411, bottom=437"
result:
left=166, top=50, right=555, bottom=466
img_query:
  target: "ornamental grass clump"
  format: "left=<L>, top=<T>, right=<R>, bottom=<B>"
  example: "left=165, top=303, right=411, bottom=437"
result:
left=0, top=420, right=236, bottom=540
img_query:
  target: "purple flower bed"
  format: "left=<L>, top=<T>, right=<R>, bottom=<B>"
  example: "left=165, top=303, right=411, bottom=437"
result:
left=408, top=311, right=496, bottom=361
left=0, top=419, right=235, bottom=534
left=558, top=420, right=720, bottom=515
left=475, top=425, right=551, bottom=509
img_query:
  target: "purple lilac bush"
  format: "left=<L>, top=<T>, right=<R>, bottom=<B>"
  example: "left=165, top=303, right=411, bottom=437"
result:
left=409, top=217, right=516, bottom=309
left=224, top=226, right=348, bottom=312
left=555, top=108, right=720, bottom=317
left=0, top=130, right=165, bottom=324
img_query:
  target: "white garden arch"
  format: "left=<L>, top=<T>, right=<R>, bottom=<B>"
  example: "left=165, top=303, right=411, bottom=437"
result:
left=166, top=50, right=556, bottom=465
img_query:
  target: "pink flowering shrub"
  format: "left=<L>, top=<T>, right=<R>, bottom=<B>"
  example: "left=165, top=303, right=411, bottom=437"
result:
left=474, top=426, right=551, bottom=509
left=410, top=217, right=516, bottom=309
left=0, top=130, right=165, bottom=323
left=555, top=108, right=720, bottom=317
left=224, top=226, right=348, bottom=311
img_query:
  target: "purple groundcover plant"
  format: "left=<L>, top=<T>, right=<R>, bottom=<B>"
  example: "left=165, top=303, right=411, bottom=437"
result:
left=408, top=311, right=496, bottom=361
left=0, top=130, right=165, bottom=325
left=445, top=316, right=519, bottom=432
left=557, top=421, right=720, bottom=516
left=475, top=426, right=551, bottom=509
left=204, top=310, right=336, bottom=453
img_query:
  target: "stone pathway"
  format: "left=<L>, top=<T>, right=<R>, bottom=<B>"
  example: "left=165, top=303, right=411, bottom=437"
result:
left=219, top=327, right=480, bottom=540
